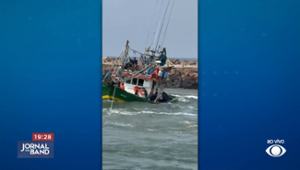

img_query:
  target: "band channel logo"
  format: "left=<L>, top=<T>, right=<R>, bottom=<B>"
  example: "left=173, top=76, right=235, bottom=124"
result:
left=266, top=139, right=286, bottom=157
left=18, top=133, right=54, bottom=158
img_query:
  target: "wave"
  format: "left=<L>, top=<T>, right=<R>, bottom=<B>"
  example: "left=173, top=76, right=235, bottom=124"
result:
left=102, top=94, right=197, bottom=104
left=103, top=108, right=196, bottom=117
left=184, top=95, right=198, bottom=99
left=170, top=94, right=198, bottom=102
left=104, top=121, right=134, bottom=128
left=181, top=121, right=198, bottom=128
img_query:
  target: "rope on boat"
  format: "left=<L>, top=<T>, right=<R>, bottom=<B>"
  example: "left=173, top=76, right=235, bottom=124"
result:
left=161, top=0, right=175, bottom=48
left=154, top=95, right=161, bottom=103
left=102, top=49, right=124, bottom=83
left=145, top=0, right=158, bottom=48
left=110, top=85, right=117, bottom=110
left=152, top=0, right=164, bottom=51
left=155, top=0, right=171, bottom=51
left=153, top=81, right=164, bottom=103
left=132, top=63, right=153, bottom=76
left=121, top=63, right=154, bottom=82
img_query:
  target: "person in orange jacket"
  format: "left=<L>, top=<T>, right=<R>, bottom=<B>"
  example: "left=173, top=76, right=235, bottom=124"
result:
left=120, top=82, right=125, bottom=90
left=151, top=67, right=159, bottom=79
left=133, top=86, right=139, bottom=95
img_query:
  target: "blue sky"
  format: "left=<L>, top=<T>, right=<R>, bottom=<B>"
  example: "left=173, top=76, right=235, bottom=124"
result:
left=103, top=0, right=197, bottom=59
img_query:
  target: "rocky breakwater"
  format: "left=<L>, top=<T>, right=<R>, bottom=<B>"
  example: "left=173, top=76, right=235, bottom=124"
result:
left=102, top=57, right=198, bottom=89
left=164, top=59, right=198, bottom=89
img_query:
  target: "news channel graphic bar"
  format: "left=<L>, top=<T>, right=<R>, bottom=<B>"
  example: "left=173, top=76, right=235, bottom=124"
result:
left=18, top=133, right=54, bottom=158
left=32, top=133, right=54, bottom=141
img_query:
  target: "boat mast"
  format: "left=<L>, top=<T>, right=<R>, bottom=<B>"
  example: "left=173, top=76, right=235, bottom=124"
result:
left=146, top=0, right=175, bottom=56
left=155, top=0, right=171, bottom=52
left=152, top=21, right=161, bottom=52
left=161, top=0, right=175, bottom=48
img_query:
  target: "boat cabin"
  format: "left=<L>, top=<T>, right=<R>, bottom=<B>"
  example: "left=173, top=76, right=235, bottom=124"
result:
left=108, top=67, right=168, bottom=97
left=123, top=75, right=157, bottom=96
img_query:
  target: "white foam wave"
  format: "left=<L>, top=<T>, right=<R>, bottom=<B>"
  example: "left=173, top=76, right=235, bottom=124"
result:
left=147, top=128, right=155, bottom=132
left=188, top=124, right=198, bottom=128
left=182, top=121, right=194, bottom=125
left=178, top=97, right=189, bottom=102
left=104, top=121, right=134, bottom=128
left=104, top=109, right=196, bottom=117
left=184, top=95, right=198, bottom=99
left=170, top=94, right=198, bottom=102
left=169, top=131, right=183, bottom=134
left=181, top=121, right=198, bottom=127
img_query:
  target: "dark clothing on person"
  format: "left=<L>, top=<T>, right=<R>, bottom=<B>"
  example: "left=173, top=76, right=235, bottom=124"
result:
left=123, top=62, right=132, bottom=69
left=130, top=58, right=138, bottom=65
left=147, top=90, right=157, bottom=101
left=148, top=91, right=172, bottom=102
left=147, top=93, right=157, bottom=101
left=139, top=87, right=148, bottom=98
left=161, top=92, right=172, bottom=102
left=160, top=48, right=167, bottom=56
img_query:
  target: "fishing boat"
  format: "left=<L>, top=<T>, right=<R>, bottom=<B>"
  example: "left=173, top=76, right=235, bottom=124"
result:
left=102, top=41, right=178, bottom=104
left=102, top=0, right=178, bottom=104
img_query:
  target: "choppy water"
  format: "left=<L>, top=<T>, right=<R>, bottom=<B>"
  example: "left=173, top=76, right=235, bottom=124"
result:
left=103, top=89, right=198, bottom=170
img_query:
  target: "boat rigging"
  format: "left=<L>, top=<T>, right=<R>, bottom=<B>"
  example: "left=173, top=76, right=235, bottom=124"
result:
left=102, top=0, right=178, bottom=105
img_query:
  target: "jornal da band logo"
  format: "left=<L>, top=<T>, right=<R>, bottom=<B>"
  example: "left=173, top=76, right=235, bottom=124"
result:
left=18, top=133, right=54, bottom=158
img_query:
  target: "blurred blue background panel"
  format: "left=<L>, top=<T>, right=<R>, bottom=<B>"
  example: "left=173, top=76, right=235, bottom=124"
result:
left=199, top=0, right=300, bottom=169
left=0, top=0, right=101, bottom=170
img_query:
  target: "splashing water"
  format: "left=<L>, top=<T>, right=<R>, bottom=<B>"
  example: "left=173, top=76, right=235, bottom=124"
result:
left=103, top=89, right=198, bottom=170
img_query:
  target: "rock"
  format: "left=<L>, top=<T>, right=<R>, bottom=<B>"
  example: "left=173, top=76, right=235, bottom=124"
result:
left=189, top=61, right=197, bottom=65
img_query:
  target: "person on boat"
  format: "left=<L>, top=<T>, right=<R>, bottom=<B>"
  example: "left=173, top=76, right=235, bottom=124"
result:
left=138, top=87, right=147, bottom=98
left=160, top=47, right=167, bottom=56
left=134, top=86, right=140, bottom=95
left=130, top=57, right=138, bottom=69
left=161, top=92, right=172, bottom=102
left=123, top=57, right=135, bottom=70
left=122, top=57, right=129, bottom=68
left=159, top=48, right=167, bottom=66
left=160, top=54, right=167, bottom=66
left=147, top=89, right=157, bottom=101
left=123, top=61, right=132, bottom=70
left=120, top=82, right=125, bottom=90
left=151, top=67, right=159, bottom=79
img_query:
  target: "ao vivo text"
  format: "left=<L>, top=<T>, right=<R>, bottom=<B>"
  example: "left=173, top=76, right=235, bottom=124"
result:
left=267, top=139, right=284, bottom=144
left=32, top=133, right=54, bottom=141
